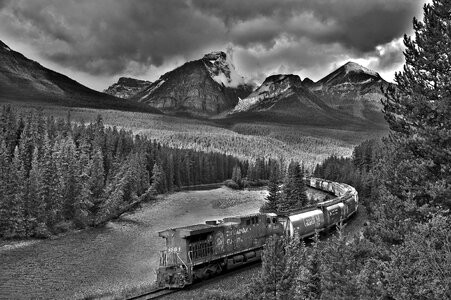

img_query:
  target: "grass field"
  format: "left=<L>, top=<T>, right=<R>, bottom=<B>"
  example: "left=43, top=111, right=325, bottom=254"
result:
left=11, top=104, right=388, bottom=168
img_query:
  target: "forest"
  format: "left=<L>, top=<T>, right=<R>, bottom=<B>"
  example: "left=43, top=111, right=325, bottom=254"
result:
left=202, top=1, right=451, bottom=299
left=30, top=106, right=364, bottom=169
left=0, top=105, right=278, bottom=239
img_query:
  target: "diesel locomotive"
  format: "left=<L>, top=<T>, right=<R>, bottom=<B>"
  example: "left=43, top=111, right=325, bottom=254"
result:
left=156, top=177, right=358, bottom=288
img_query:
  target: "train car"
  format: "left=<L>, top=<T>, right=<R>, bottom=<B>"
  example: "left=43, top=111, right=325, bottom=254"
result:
left=283, top=208, right=326, bottom=239
left=156, top=177, right=359, bottom=289
left=156, top=213, right=283, bottom=288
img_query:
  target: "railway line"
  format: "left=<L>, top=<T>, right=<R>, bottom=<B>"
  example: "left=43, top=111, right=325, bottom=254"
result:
left=126, top=262, right=261, bottom=300
left=125, top=177, right=361, bottom=299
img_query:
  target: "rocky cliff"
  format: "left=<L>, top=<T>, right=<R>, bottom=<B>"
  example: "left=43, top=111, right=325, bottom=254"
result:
left=132, top=51, right=253, bottom=117
left=104, top=77, right=152, bottom=99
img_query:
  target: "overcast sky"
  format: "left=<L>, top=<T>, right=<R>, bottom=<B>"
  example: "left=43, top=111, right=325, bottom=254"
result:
left=0, top=0, right=427, bottom=91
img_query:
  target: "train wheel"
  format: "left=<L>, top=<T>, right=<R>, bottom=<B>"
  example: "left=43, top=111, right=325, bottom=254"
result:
left=176, top=273, right=186, bottom=288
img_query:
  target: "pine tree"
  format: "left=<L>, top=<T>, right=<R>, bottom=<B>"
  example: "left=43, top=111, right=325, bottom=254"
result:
left=260, top=168, right=280, bottom=213
left=254, top=236, right=287, bottom=300
left=150, top=162, right=163, bottom=195
left=74, top=138, right=93, bottom=228
left=280, top=161, right=308, bottom=212
left=89, top=147, right=105, bottom=199
left=28, top=147, right=47, bottom=234
left=231, top=164, right=242, bottom=186
left=6, top=146, right=26, bottom=237
left=0, top=140, right=10, bottom=237
left=382, top=0, right=451, bottom=208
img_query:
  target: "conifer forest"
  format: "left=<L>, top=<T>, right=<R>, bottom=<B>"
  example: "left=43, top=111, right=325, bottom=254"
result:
left=0, top=106, right=277, bottom=238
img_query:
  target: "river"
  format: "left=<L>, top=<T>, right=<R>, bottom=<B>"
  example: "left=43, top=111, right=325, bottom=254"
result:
left=0, top=186, right=328, bottom=299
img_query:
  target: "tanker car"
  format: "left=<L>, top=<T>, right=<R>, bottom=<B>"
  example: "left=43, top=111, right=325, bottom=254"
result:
left=156, top=177, right=358, bottom=288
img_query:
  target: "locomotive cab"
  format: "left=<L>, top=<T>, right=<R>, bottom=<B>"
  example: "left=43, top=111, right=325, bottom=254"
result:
left=157, top=224, right=219, bottom=288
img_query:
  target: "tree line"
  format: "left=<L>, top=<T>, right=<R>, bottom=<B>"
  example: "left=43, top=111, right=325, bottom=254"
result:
left=0, top=106, right=266, bottom=239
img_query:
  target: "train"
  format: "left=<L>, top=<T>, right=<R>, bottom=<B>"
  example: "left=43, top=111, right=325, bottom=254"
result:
left=156, top=177, right=358, bottom=288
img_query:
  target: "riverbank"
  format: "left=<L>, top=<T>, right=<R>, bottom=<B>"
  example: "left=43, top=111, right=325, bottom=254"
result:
left=0, top=187, right=267, bottom=299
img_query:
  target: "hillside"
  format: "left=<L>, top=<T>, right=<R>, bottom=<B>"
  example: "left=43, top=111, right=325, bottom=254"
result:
left=0, top=40, right=160, bottom=113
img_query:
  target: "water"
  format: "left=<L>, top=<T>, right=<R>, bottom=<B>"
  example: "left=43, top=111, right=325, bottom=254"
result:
left=0, top=187, right=327, bottom=299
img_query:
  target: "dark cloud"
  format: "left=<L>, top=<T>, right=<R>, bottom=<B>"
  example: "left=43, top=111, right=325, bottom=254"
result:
left=0, top=0, right=225, bottom=75
left=0, top=0, right=425, bottom=88
left=193, top=0, right=421, bottom=53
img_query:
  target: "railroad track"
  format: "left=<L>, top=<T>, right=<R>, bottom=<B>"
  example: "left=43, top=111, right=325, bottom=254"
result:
left=126, top=287, right=179, bottom=300
left=126, top=262, right=260, bottom=300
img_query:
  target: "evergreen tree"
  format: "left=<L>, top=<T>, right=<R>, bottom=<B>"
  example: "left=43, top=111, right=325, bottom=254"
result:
left=150, top=162, right=164, bottom=195
left=231, top=164, right=242, bottom=186
left=0, top=141, right=10, bottom=237
left=89, top=147, right=105, bottom=199
left=280, top=161, right=308, bottom=212
left=28, top=147, right=46, bottom=234
left=6, top=147, right=26, bottom=237
left=40, top=133, right=60, bottom=229
left=254, top=236, right=287, bottom=300
left=382, top=0, right=451, bottom=208
left=260, top=168, right=280, bottom=213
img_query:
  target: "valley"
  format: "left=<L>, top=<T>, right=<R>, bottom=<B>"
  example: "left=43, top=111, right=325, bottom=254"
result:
left=0, top=39, right=390, bottom=169
left=18, top=104, right=386, bottom=168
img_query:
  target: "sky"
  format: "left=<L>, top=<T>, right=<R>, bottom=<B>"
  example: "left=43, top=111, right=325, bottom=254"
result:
left=0, top=0, right=428, bottom=91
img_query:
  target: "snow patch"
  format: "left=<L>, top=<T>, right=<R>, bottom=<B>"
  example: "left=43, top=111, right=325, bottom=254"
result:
left=203, top=51, right=245, bottom=88
left=140, top=79, right=165, bottom=100
left=231, top=96, right=262, bottom=113
left=344, top=62, right=379, bottom=77
left=231, top=79, right=291, bottom=113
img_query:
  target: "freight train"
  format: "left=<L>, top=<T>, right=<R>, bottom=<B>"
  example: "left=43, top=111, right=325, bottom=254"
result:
left=156, top=177, right=358, bottom=288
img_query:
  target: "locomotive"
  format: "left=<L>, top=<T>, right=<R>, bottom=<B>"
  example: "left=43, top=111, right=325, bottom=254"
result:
left=156, top=177, right=358, bottom=288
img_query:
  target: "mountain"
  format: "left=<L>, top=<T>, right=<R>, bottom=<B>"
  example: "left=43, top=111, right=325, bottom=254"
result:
left=226, top=74, right=363, bottom=127
left=0, top=40, right=160, bottom=113
left=309, top=62, right=392, bottom=125
left=131, top=51, right=253, bottom=117
left=104, top=77, right=152, bottom=99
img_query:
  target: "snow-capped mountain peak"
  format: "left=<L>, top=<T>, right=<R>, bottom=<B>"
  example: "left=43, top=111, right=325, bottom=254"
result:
left=342, top=61, right=379, bottom=77
left=202, top=51, right=245, bottom=88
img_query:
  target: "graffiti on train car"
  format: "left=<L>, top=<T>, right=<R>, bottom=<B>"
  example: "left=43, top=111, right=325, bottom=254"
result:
left=304, top=215, right=321, bottom=227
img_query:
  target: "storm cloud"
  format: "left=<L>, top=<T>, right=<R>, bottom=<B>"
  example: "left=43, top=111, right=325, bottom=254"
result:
left=0, top=0, right=425, bottom=89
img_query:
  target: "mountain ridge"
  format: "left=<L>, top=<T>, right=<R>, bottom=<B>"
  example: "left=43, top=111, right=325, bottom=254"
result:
left=307, top=61, right=392, bottom=125
left=0, top=40, right=160, bottom=113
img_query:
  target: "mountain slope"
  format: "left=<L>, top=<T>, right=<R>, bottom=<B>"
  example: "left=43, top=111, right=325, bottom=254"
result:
left=0, top=40, right=160, bottom=113
left=309, top=62, right=392, bottom=125
left=104, top=77, right=152, bottom=99
left=225, top=74, right=366, bottom=127
left=131, top=51, right=253, bottom=117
